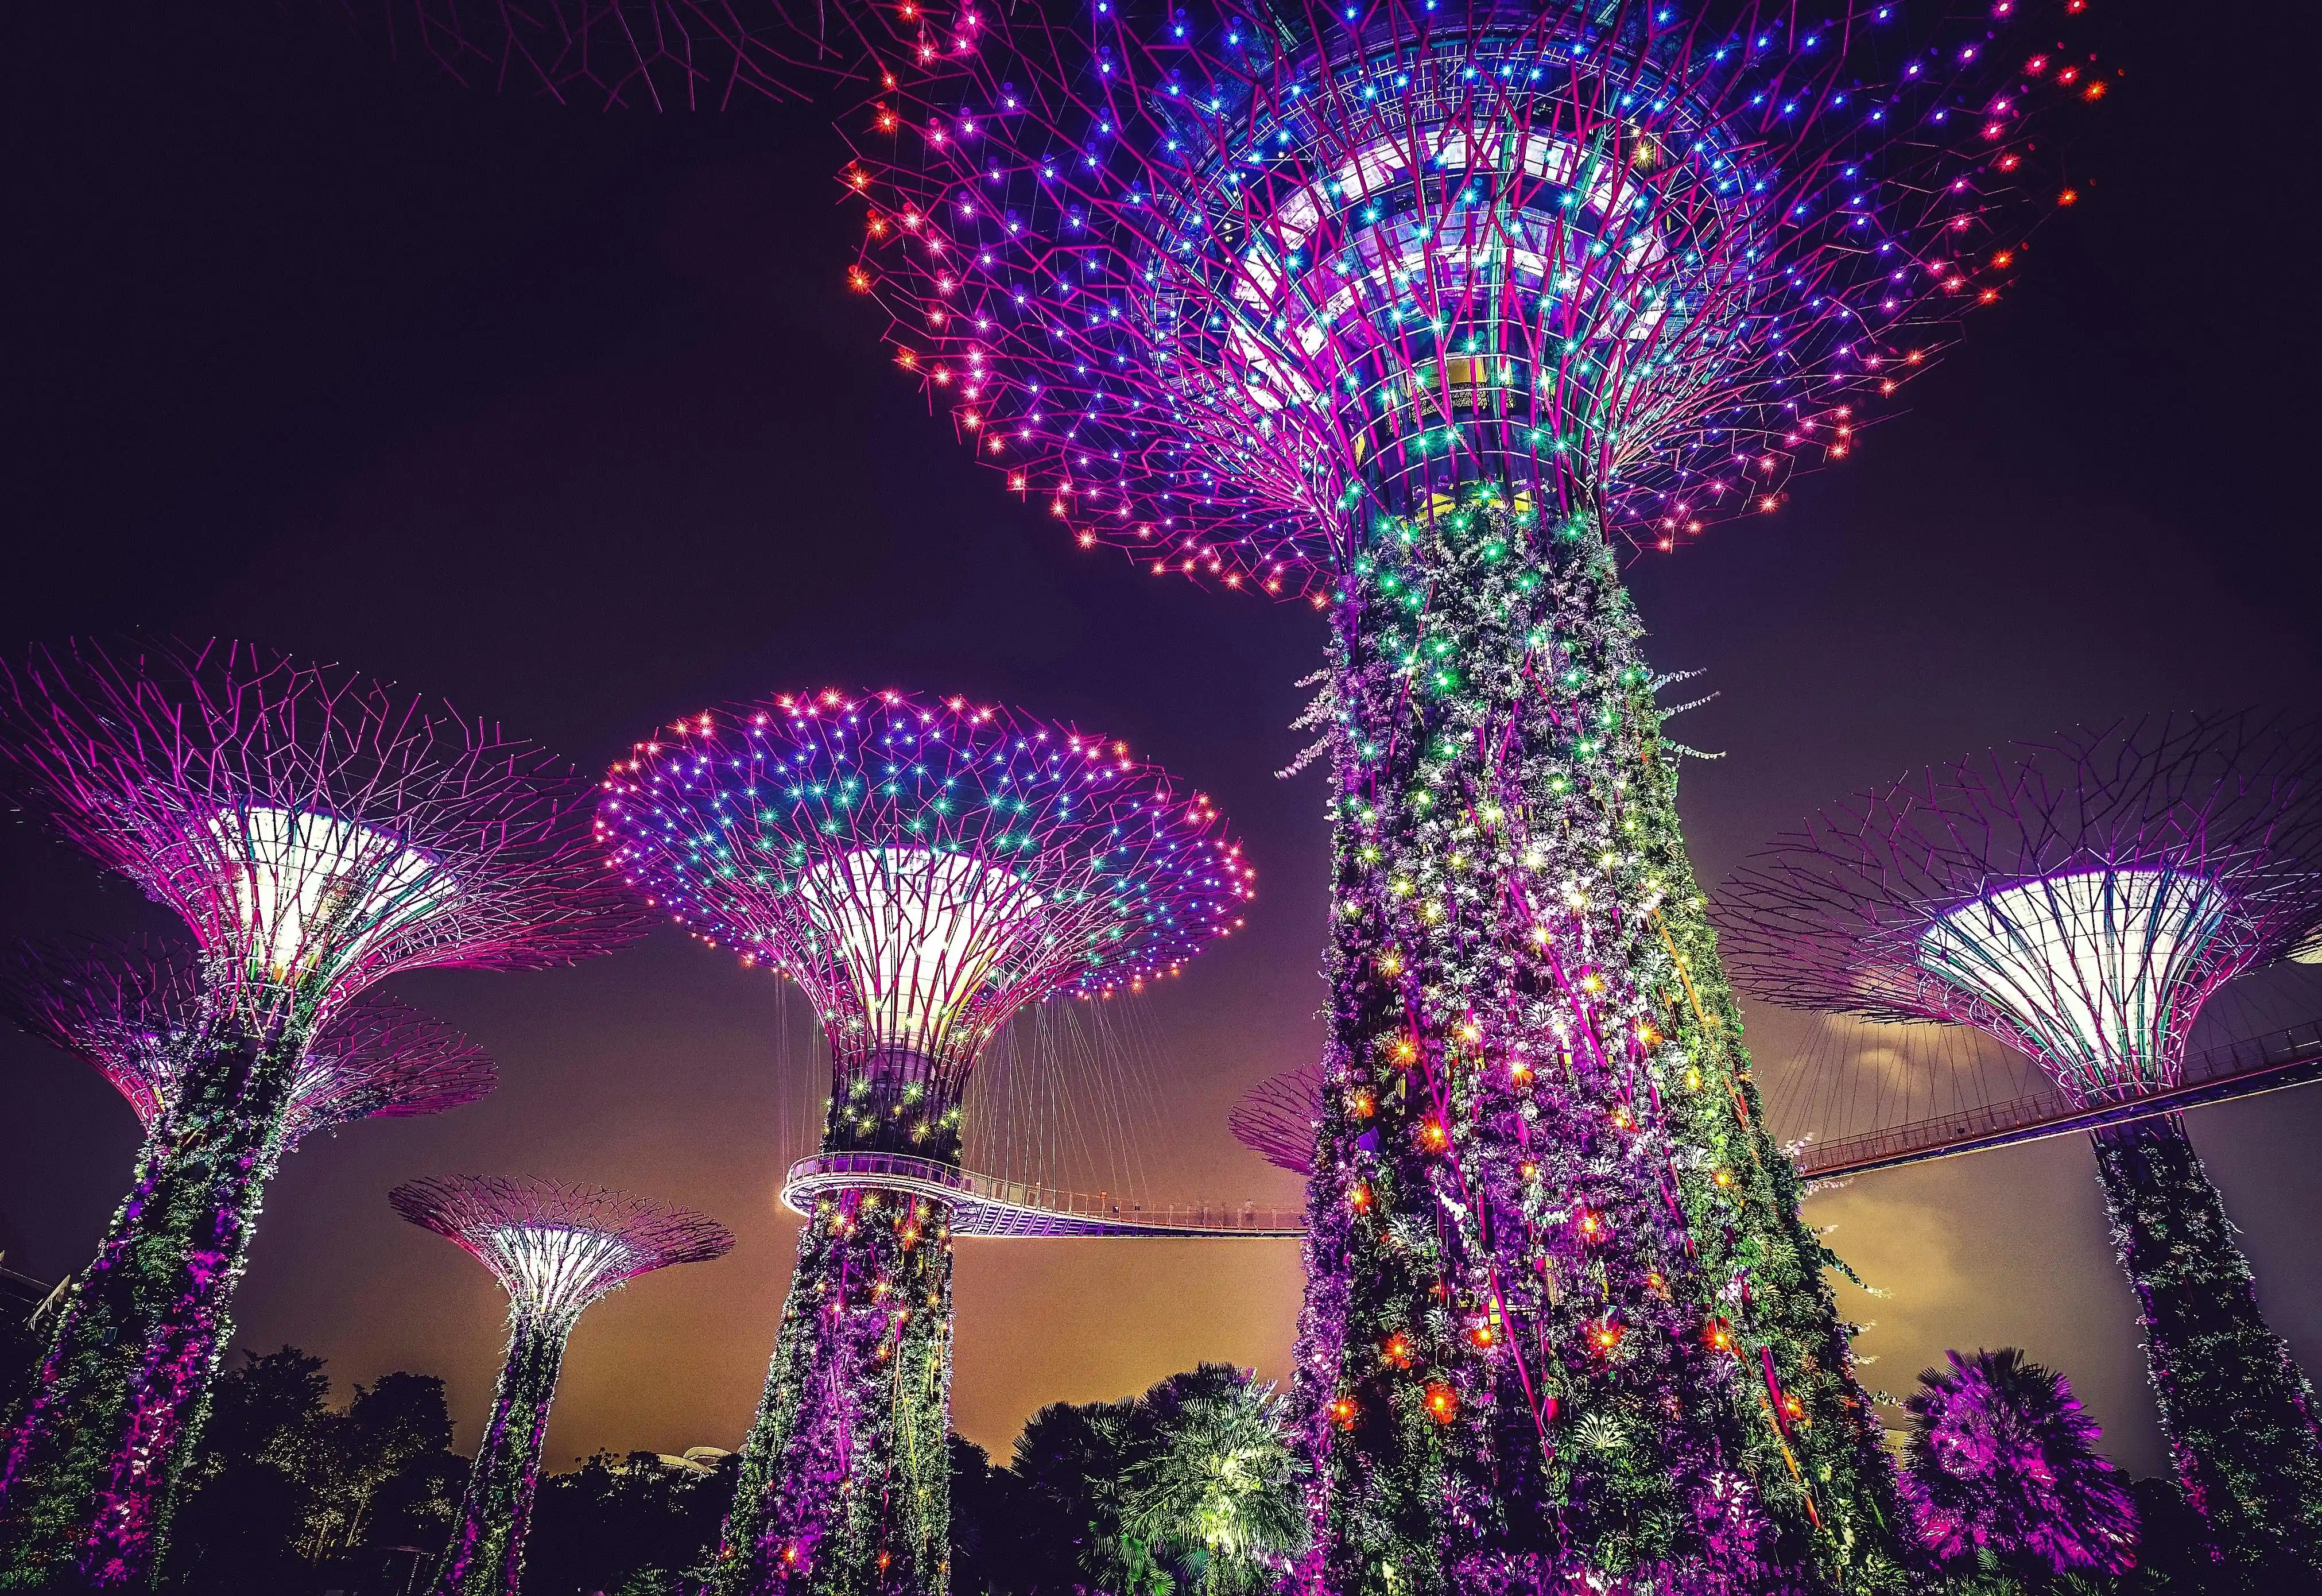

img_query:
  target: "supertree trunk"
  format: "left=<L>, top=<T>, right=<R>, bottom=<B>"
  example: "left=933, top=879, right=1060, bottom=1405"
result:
left=2089, top=1114, right=2322, bottom=1581
left=716, top=1190, right=955, bottom=1596
left=0, top=1024, right=300, bottom=1591
left=432, top=1311, right=572, bottom=1596
left=1290, top=499, right=1905, bottom=1595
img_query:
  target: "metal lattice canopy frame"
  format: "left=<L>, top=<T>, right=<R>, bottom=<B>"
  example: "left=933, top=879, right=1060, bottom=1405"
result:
left=0, top=640, right=646, bottom=1036
left=846, top=0, right=2105, bottom=591
left=596, top=688, right=1254, bottom=1136
left=392, top=1175, right=735, bottom=1321
left=1715, top=714, right=2322, bottom=1104
left=1230, top=1059, right=1324, bottom=1175
left=0, top=935, right=497, bottom=1149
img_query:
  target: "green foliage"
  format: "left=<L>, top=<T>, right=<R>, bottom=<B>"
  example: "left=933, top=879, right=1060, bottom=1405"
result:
left=952, top=1364, right=1307, bottom=1595
left=2090, top=1115, right=2322, bottom=1587
left=164, top=1345, right=466, bottom=1593
left=524, top=1451, right=740, bottom=1596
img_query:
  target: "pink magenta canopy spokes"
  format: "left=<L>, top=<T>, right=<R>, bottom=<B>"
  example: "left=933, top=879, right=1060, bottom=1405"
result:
left=1714, top=714, right=2322, bottom=1101
left=0, top=640, right=646, bottom=1028
left=844, top=0, right=2105, bottom=593
left=595, top=688, right=1255, bottom=1069
left=0, top=935, right=497, bottom=1146
left=391, top=1175, right=735, bottom=1322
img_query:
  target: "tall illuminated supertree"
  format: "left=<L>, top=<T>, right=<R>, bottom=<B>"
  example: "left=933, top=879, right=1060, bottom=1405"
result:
left=390, top=1176, right=734, bottom=1596
left=843, top=0, right=2106, bottom=1586
left=0, top=640, right=639, bottom=1590
left=0, top=936, right=497, bottom=1150
left=1714, top=714, right=2322, bottom=1583
left=598, top=688, right=1254, bottom=1594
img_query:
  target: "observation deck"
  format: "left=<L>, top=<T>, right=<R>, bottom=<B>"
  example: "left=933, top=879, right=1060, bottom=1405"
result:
left=1796, top=1018, right=2322, bottom=1180
left=781, top=1152, right=1304, bottom=1238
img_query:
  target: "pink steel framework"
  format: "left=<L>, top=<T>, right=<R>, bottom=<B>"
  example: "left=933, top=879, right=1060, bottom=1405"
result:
left=0, top=935, right=497, bottom=1148
left=597, top=687, right=1254, bottom=1154
left=1230, top=1060, right=1324, bottom=1177
left=844, top=0, right=2107, bottom=588
left=1714, top=715, right=2322, bottom=1106
left=0, top=640, right=643, bottom=1037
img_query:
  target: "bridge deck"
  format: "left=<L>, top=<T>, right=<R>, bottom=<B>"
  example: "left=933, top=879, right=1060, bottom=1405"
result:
left=1796, top=1020, right=2322, bottom=1180
left=781, top=1152, right=1305, bottom=1238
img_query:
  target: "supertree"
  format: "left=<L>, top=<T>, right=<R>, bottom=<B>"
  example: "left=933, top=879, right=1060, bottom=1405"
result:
left=1714, top=714, right=2322, bottom=1582
left=1231, top=1061, right=1324, bottom=1176
left=596, top=688, right=1254, bottom=1594
left=0, top=935, right=497, bottom=1150
left=1898, top=1347, right=2136, bottom=1580
left=843, top=0, right=2105, bottom=1587
left=390, top=1176, right=734, bottom=1596
left=0, top=640, right=640, bottom=1590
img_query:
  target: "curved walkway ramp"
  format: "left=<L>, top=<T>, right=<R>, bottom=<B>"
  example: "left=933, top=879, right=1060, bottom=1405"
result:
left=1798, top=1018, right=2322, bottom=1180
left=781, top=1151, right=1304, bottom=1238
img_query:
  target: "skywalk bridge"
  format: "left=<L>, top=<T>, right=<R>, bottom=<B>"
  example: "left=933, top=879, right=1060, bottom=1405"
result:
left=1796, top=1018, right=2322, bottom=1180
left=781, top=1150, right=1306, bottom=1238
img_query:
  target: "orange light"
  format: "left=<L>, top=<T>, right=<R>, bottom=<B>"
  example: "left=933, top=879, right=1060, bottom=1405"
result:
left=1424, top=1382, right=1458, bottom=1422
left=1421, top=1118, right=1449, bottom=1152
left=847, top=267, right=872, bottom=292
left=1383, top=1332, right=1414, bottom=1369
left=2081, top=79, right=2107, bottom=101
left=1469, top=1323, right=1496, bottom=1349
left=1588, top=1321, right=1625, bottom=1355
left=1351, top=1183, right=1372, bottom=1213
left=2058, top=188, right=2080, bottom=207
left=1328, top=1396, right=1359, bottom=1430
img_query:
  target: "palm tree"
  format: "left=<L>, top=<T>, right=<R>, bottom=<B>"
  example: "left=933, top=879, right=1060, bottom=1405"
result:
left=1120, top=1368, right=1309, bottom=1595
left=1900, top=1347, right=2137, bottom=1582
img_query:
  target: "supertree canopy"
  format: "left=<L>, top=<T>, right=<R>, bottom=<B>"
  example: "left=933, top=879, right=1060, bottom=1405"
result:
left=0, top=936, right=497, bottom=1150
left=1715, top=714, right=2322, bottom=1581
left=842, top=2, right=2103, bottom=1590
left=391, top=1176, right=734, bottom=1596
left=598, top=688, right=1253, bottom=1594
left=1231, top=1060, right=1325, bottom=1176
left=0, top=640, right=639, bottom=1592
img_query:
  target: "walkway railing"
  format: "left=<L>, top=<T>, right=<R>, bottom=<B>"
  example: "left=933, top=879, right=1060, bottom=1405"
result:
left=1797, top=1018, right=2322, bottom=1180
left=781, top=1150, right=1305, bottom=1238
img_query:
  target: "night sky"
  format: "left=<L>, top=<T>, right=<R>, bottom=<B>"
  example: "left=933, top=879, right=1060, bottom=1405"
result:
left=1, top=3, right=2317, bottom=1482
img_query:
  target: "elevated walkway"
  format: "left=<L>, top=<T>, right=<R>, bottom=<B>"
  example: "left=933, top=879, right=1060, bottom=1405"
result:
left=781, top=1150, right=1304, bottom=1238
left=1797, top=1019, right=2322, bottom=1180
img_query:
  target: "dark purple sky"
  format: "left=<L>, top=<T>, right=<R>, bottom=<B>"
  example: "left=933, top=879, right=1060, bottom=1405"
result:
left=1, top=3, right=2316, bottom=1478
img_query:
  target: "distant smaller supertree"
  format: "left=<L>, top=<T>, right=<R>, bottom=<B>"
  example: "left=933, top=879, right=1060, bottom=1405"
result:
left=390, top=1177, right=733, bottom=1596
left=0, top=639, right=638, bottom=1587
left=1901, top=1348, right=2137, bottom=1581
left=0, top=936, right=496, bottom=1150
left=1227, top=1063, right=1322, bottom=1179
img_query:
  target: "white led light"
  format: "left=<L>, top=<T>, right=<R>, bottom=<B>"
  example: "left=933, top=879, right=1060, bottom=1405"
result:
left=1921, top=869, right=2226, bottom=1098
left=207, top=807, right=442, bottom=984
left=480, top=1225, right=638, bottom=1320
left=796, top=847, right=1044, bottom=1051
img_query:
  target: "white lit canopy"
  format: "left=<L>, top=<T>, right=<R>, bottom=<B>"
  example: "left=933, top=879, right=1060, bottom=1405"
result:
left=206, top=807, right=444, bottom=990
left=476, top=1225, right=639, bottom=1324
left=1918, top=867, right=2229, bottom=1101
left=794, top=847, right=1044, bottom=1061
